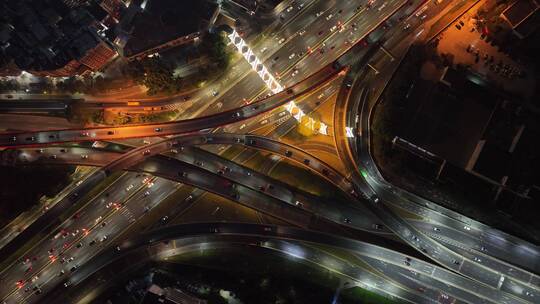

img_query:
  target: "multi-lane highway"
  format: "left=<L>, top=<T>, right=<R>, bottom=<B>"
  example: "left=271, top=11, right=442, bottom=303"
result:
left=5, top=130, right=539, bottom=302
left=40, top=223, right=533, bottom=304
left=332, top=1, right=539, bottom=302
left=1, top=0, right=539, bottom=303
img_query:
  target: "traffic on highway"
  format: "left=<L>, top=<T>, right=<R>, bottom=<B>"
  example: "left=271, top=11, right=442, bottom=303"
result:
left=0, top=0, right=538, bottom=303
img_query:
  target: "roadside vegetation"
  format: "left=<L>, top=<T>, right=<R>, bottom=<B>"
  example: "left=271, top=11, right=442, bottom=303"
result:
left=123, top=32, right=232, bottom=96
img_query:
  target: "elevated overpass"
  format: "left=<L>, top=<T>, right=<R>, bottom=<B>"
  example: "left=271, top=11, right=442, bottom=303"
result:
left=42, top=223, right=523, bottom=304
left=0, top=63, right=343, bottom=148
left=3, top=133, right=539, bottom=302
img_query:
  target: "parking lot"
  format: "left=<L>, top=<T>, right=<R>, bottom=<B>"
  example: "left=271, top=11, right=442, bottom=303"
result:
left=434, top=1, right=535, bottom=98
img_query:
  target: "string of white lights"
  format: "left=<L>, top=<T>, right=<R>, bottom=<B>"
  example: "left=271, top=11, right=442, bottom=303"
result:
left=228, top=30, right=328, bottom=135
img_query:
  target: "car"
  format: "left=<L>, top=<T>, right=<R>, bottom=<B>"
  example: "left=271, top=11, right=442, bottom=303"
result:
left=58, top=270, right=65, bottom=277
left=278, top=38, right=285, bottom=44
left=285, top=150, right=293, bottom=157
left=463, top=226, right=471, bottom=231
left=81, top=154, right=88, bottom=159
left=372, top=224, right=384, bottom=230
left=70, top=265, right=78, bottom=272
left=288, top=53, right=296, bottom=59
left=344, top=218, right=352, bottom=224
left=126, top=184, right=134, bottom=191
left=89, top=239, right=97, bottom=246
left=260, top=47, right=267, bottom=53
left=81, top=132, right=89, bottom=137
left=142, top=149, right=151, bottom=156
left=100, top=235, right=108, bottom=242
left=107, top=130, right=115, bottom=135
left=326, top=14, right=333, bottom=20
left=318, top=30, right=324, bottom=35
left=161, top=216, right=169, bottom=223
left=67, top=257, right=74, bottom=263
left=298, top=30, right=306, bottom=36
left=316, top=11, right=324, bottom=17
left=473, top=257, right=482, bottom=262
left=452, top=259, right=460, bottom=265
left=295, top=201, right=303, bottom=207
left=433, top=227, right=440, bottom=232
left=154, top=127, right=162, bottom=132
left=232, top=112, right=241, bottom=118
left=144, top=191, right=150, bottom=197
left=211, top=90, right=219, bottom=96
left=286, top=6, right=293, bottom=12
left=76, top=242, right=83, bottom=248
left=371, top=195, right=379, bottom=203
left=59, top=257, right=66, bottom=264
left=330, top=25, right=337, bottom=32
left=480, top=246, right=486, bottom=251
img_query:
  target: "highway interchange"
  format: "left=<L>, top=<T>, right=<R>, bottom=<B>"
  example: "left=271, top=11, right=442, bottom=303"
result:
left=0, top=0, right=539, bottom=303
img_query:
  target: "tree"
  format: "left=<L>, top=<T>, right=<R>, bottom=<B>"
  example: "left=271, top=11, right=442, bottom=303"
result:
left=124, top=56, right=181, bottom=95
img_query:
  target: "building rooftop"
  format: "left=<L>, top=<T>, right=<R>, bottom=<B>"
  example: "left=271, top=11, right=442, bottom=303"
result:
left=502, top=0, right=539, bottom=27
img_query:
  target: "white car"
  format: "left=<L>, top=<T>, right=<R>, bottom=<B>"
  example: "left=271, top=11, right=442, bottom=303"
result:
left=291, top=69, right=299, bottom=77
left=326, top=14, right=333, bottom=20
left=278, top=38, right=285, bottom=44
left=330, top=25, right=337, bottom=32
left=298, top=29, right=306, bottom=36
left=286, top=6, right=293, bottom=12
left=261, top=47, right=268, bottom=53
left=289, top=53, right=296, bottom=59
left=316, top=11, right=324, bottom=17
